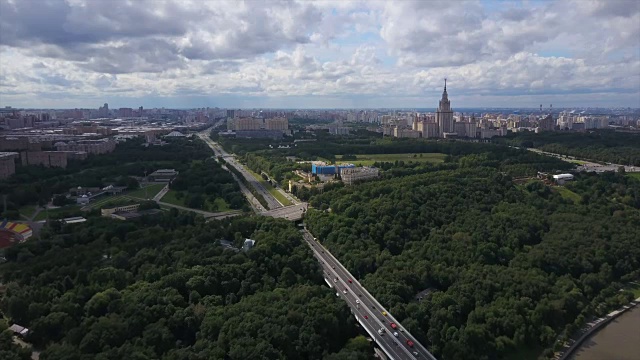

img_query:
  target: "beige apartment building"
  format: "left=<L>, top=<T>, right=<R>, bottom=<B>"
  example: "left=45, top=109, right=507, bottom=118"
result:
left=234, top=117, right=263, bottom=131
left=265, top=117, right=289, bottom=131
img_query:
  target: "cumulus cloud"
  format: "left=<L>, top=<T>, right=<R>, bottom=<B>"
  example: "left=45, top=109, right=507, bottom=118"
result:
left=0, top=0, right=638, bottom=108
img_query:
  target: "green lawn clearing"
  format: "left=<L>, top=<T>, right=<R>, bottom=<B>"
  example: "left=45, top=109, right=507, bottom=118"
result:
left=160, top=190, right=230, bottom=212
left=160, top=190, right=186, bottom=206
left=335, top=153, right=446, bottom=166
left=128, top=184, right=166, bottom=199
left=555, top=187, right=581, bottom=204
left=18, top=204, right=38, bottom=218
left=627, top=172, right=640, bottom=180
left=210, top=198, right=230, bottom=212
left=87, top=195, right=137, bottom=210
left=34, top=205, right=81, bottom=221
left=625, top=282, right=640, bottom=298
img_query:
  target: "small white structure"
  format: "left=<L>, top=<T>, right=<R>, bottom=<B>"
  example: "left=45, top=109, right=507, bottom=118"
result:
left=61, top=216, right=87, bottom=225
left=553, top=173, right=574, bottom=185
left=243, top=238, right=256, bottom=252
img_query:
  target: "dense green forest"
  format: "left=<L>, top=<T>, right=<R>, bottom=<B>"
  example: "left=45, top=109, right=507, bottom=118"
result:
left=0, top=214, right=370, bottom=359
left=494, top=130, right=640, bottom=166
left=305, top=167, right=640, bottom=359
left=0, top=138, right=213, bottom=212
left=169, top=159, right=246, bottom=211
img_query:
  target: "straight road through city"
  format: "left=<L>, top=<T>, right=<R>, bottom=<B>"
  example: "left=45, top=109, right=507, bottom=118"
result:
left=302, top=230, right=437, bottom=360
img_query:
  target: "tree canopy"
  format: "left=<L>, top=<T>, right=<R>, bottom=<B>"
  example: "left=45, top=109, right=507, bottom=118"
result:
left=305, top=163, right=640, bottom=359
left=1, top=215, right=369, bottom=359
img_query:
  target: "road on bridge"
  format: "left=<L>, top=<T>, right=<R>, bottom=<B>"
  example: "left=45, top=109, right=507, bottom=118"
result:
left=302, top=229, right=437, bottom=360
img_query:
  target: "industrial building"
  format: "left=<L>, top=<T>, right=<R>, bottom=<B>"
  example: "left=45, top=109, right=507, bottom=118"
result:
left=341, top=167, right=380, bottom=185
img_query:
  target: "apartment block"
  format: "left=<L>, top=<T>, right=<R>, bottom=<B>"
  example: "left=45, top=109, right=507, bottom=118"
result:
left=0, top=152, right=18, bottom=179
left=341, top=167, right=380, bottom=185
left=234, top=117, right=263, bottom=131
left=264, top=117, right=288, bottom=131
left=55, top=139, right=116, bottom=154
left=20, top=151, right=69, bottom=168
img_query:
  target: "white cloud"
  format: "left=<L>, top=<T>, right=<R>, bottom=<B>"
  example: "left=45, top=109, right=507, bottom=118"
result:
left=0, top=0, right=638, bottom=108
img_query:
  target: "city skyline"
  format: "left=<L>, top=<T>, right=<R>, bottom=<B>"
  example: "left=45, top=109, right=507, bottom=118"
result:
left=1, top=0, right=639, bottom=109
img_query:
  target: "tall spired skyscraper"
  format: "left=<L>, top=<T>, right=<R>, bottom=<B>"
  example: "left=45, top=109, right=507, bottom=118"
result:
left=436, top=79, right=454, bottom=137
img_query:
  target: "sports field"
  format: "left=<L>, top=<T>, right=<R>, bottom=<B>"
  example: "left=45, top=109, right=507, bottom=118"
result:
left=335, top=153, right=446, bottom=166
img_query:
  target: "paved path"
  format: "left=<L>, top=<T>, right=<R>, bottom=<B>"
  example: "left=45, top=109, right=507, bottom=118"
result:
left=153, top=185, right=169, bottom=202
left=156, top=201, right=242, bottom=218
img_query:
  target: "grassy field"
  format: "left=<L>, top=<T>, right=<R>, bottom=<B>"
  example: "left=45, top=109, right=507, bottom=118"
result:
left=128, top=184, right=166, bottom=200
left=160, top=190, right=230, bottom=211
left=160, top=190, right=185, bottom=206
left=555, top=187, right=581, bottom=204
left=246, top=168, right=293, bottom=206
left=87, top=195, right=137, bottom=210
left=626, top=282, right=640, bottom=298
left=211, top=197, right=230, bottom=212
left=34, top=205, right=81, bottom=221
left=335, top=153, right=446, bottom=166
left=627, top=172, right=640, bottom=180
left=18, top=204, right=38, bottom=219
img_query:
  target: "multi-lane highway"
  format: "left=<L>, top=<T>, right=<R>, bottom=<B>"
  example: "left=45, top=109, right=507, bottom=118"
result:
left=262, top=203, right=308, bottom=220
left=198, top=132, right=283, bottom=210
left=302, top=230, right=437, bottom=360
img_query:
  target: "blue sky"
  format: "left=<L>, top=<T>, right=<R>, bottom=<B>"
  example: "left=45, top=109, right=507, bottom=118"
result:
left=0, top=0, right=639, bottom=109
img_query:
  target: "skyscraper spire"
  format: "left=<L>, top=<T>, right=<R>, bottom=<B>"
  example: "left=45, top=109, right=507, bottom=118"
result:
left=444, top=78, right=447, bottom=92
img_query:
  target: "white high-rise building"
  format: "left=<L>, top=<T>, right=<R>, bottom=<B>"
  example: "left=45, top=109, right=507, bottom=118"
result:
left=436, top=80, right=454, bottom=137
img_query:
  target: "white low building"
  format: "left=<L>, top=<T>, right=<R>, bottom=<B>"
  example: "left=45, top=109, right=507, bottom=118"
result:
left=553, top=173, right=574, bottom=185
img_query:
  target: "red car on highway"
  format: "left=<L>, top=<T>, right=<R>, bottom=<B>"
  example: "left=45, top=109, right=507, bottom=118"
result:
left=406, top=339, right=414, bottom=347
left=390, top=323, right=397, bottom=329
left=348, top=279, right=353, bottom=283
